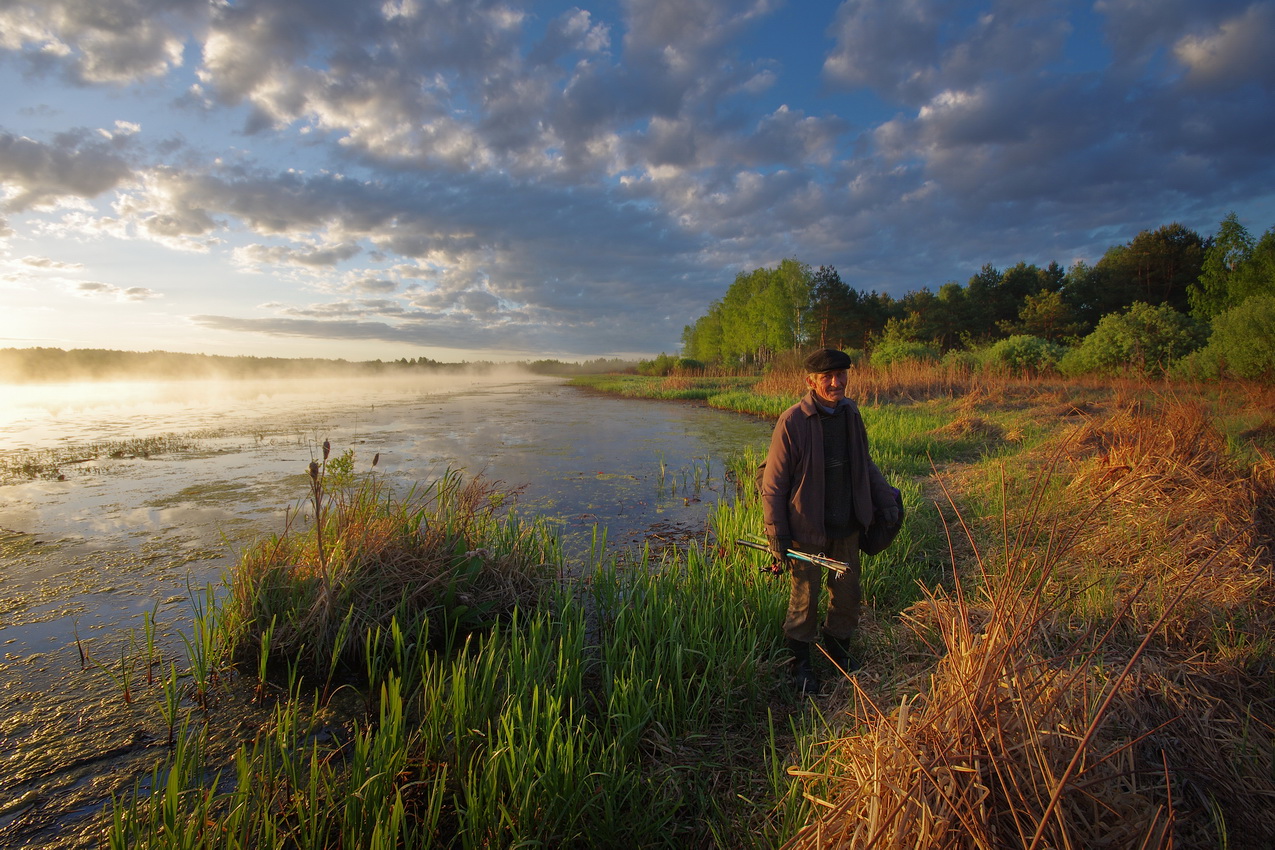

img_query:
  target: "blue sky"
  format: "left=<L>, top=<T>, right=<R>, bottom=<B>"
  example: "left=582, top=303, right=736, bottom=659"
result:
left=2, top=0, right=1273, bottom=363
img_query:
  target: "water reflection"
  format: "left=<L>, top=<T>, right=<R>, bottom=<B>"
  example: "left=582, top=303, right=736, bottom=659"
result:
left=0, top=372, right=774, bottom=661
left=0, top=372, right=509, bottom=449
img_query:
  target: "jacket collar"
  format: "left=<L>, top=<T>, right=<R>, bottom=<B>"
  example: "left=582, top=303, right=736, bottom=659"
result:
left=800, top=390, right=848, bottom=416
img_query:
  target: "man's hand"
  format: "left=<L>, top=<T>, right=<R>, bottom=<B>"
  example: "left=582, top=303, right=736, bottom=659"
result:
left=767, top=534, right=791, bottom=574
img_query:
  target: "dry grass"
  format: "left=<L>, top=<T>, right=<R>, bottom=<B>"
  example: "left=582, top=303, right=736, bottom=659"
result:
left=931, top=415, right=1009, bottom=446
left=1049, top=400, right=1273, bottom=645
left=781, top=394, right=1275, bottom=849
left=756, top=360, right=1110, bottom=409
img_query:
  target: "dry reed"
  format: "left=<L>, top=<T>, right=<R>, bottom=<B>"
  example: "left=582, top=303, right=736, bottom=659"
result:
left=756, top=361, right=1084, bottom=408
left=1052, top=399, right=1273, bottom=644
left=782, top=395, right=1275, bottom=849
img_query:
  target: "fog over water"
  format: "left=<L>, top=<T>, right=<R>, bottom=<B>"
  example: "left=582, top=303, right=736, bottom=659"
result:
left=0, top=371, right=777, bottom=849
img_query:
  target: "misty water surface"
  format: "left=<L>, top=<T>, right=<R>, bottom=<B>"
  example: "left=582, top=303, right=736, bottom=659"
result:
left=0, top=372, right=774, bottom=647
left=0, top=372, right=774, bottom=848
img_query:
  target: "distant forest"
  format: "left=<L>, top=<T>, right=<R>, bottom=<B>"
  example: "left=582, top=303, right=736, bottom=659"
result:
left=674, top=212, right=1275, bottom=380
left=0, top=347, right=633, bottom=384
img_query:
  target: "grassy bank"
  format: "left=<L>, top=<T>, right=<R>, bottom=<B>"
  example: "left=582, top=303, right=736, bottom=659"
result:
left=102, top=448, right=823, bottom=846
left=581, top=368, right=1275, bottom=848
left=101, top=367, right=1275, bottom=847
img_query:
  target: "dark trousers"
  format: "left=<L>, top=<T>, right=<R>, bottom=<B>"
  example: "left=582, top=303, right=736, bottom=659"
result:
left=782, top=533, right=861, bottom=643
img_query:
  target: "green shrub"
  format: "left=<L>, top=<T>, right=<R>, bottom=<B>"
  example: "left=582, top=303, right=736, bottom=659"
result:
left=870, top=340, right=939, bottom=368
left=1182, top=294, right=1275, bottom=380
left=941, top=349, right=981, bottom=372
left=637, top=353, right=678, bottom=376
left=985, top=335, right=1064, bottom=375
left=1059, top=302, right=1205, bottom=377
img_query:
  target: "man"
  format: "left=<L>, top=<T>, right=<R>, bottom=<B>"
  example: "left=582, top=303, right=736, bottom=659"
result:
left=760, top=348, right=899, bottom=694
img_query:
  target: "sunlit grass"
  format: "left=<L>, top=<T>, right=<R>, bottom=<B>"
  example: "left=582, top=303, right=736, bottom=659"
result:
left=99, top=363, right=1275, bottom=848
left=570, top=373, right=758, bottom=401
left=218, top=462, right=558, bottom=679
left=104, top=455, right=822, bottom=847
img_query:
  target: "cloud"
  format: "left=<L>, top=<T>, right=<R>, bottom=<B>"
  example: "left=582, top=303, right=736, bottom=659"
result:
left=824, top=0, right=1078, bottom=106
left=351, top=277, right=397, bottom=294
left=277, top=298, right=405, bottom=319
left=621, top=0, right=781, bottom=57
left=0, top=129, right=134, bottom=211
left=1095, top=0, right=1255, bottom=70
left=21, top=255, right=84, bottom=269
left=1174, top=2, right=1275, bottom=89
left=528, top=8, right=611, bottom=66
left=823, top=0, right=944, bottom=101
left=235, top=240, right=363, bottom=269
left=73, top=281, right=161, bottom=300
left=0, top=0, right=197, bottom=84
left=197, top=0, right=542, bottom=158
left=2, top=0, right=1274, bottom=358
left=189, top=310, right=656, bottom=357
left=97, top=162, right=713, bottom=338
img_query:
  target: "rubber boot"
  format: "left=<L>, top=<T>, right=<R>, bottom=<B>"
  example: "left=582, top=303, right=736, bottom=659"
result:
left=786, top=638, right=821, bottom=695
left=822, top=631, right=859, bottom=674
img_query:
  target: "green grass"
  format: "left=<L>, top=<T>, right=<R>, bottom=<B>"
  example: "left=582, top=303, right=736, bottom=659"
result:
left=101, top=377, right=1102, bottom=848
left=102, top=445, right=831, bottom=847
left=703, top=389, right=795, bottom=418
left=570, top=373, right=758, bottom=401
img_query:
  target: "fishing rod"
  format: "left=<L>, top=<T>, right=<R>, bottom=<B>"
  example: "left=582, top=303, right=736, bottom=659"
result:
left=734, top=537, right=848, bottom=576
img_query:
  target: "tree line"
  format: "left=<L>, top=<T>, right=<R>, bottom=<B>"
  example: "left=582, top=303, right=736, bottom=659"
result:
left=676, top=213, right=1275, bottom=379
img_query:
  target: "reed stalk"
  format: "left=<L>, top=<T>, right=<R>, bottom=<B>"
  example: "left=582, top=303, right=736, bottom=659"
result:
left=142, top=601, right=159, bottom=686
left=156, top=661, right=182, bottom=748
left=180, top=580, right=219, bottom=710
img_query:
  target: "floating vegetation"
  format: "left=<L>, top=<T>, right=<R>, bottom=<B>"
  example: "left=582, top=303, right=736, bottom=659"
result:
left=0, top=431, right=227, bottom=483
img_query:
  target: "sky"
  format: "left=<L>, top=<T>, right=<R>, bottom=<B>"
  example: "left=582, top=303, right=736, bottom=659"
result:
left=1, top=0, right=1273, bottom=364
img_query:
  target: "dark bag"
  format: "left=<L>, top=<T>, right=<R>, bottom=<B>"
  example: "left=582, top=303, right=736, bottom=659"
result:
left=860, top=486, right=905, bottom=556
left=757, top=461, right=904, bottom=555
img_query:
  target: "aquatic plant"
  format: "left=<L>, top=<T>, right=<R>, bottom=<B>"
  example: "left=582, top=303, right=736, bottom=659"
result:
left=156, top=662, right=182, bottom=748
left=107, top=499, right=806, bottom=848
left=141, top=601, right=159, bottom=687
left=180, top=580, right=220, bottom=710
left=219, top=452, right=559, bottom=678
left=0, top=431, right=223, bottom=483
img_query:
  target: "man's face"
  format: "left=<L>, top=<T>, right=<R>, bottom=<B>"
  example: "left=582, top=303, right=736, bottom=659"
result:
left=805, top=369, right=848, bottom=405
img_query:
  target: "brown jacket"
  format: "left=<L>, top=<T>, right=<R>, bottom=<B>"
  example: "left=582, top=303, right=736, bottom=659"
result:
left=761, top=392, right=892, bottom=550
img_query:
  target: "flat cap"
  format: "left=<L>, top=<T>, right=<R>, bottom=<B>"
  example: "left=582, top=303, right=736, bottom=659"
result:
left=803, top=348, right=852, bottom=373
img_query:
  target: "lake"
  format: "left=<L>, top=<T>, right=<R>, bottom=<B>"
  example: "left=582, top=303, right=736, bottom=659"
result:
left=0, top=371, right=774, bottom=848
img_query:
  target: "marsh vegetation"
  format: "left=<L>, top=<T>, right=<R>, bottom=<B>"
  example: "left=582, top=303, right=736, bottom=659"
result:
left=11, top=362, right=1274, bottom=848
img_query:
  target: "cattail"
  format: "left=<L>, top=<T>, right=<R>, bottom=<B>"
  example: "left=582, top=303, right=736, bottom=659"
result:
left=322, top=439, right=331, bottom=460
left=308, top=460, right=319, bottom=480
left=372, top=452, right=380, bottom=468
